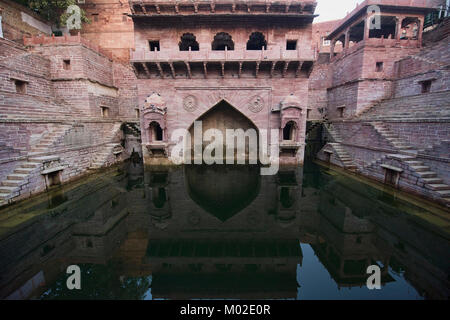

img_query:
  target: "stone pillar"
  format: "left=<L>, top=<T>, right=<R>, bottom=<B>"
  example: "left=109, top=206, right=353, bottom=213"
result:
left=364, top=17, right=370, bottom=40
left=344, top=29, right=350, bottom=49
left=0, top=9, right=3, bottom=39
left=417, top=18, right=424, bottom=46
left=330, top=40, right=336, bottom=59
left=395, top=17, right=402, bottom=41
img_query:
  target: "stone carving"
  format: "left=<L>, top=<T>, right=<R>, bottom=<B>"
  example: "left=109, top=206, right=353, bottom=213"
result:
left=248, top=95, right=264, bottom=113
left=144, top=93, right=167, bottom=114
left=183, top=95, right=197, bottom=112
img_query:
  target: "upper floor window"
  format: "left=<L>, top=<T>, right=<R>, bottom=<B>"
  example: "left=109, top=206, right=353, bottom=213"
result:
left=246, top=32, right=267, bottom=50
left=212, top=32, right=234, bottom=51
left=179, top=33, right=199, bottom=51
left=149, top=40, right=160, bottom=51
left=286, top=40, right=297, bottom=50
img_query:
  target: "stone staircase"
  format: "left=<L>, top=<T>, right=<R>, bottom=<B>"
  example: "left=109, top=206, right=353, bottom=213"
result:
left=365, top=154, right=450, bottom=207
left=0, top=125, right=72, bottom=206
left=324, top=124, right=358, bottom=171
left=370, top=122, right=417, bottom=155
left=123, top=123, right=141, bottom=137
left=328, top=143, right=358, bottom=171
left=0, top=143, right=22, bottom=160
left=89, top=143, right=123, bottom=170
left=89, top=123, right=124, bottom=170
left=356, top=91, right=450, bottom=121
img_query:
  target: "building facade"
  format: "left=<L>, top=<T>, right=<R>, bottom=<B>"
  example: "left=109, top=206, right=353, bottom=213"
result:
left=0, top=0, right=448, bottom=207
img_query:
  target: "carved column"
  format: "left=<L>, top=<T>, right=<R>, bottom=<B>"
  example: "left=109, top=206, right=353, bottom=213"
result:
left=0, top=9, right=3, bottom=39
left=395, top=17, right=402, bottom=41
left=344, top=29, right=350, bottom=50
left=330, top=40, right=336, bottom=59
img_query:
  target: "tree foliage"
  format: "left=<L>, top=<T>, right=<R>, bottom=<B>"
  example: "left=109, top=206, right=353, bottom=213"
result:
left=16, top=0, right=89, bottom=29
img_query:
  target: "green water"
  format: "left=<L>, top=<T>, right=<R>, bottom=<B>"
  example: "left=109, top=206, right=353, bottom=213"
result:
left=0, top=161, right=449, bottom=300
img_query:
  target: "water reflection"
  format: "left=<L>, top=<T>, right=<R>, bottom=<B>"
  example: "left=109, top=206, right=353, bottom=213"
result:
left=0, top=161, right=449, bottom=300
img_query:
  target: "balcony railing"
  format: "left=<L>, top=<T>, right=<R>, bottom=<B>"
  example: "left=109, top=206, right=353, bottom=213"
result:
left=130, top=45, right=316, bottom=62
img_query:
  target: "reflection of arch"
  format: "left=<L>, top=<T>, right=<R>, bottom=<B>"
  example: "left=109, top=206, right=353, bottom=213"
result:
left=246, top=32, right=267, bottom=50
left=149, top=121, right=163, bottom=142
left=184, top=164, right=261, bottom=221
left=212, top=32, right=234, bottom=50
left=280, top=187, right=295, bottom=208
left=152, top=187, right=167, bottom=208
left=179, top=33, right=199, bottom=51
left=283, top=121, right=297, bottom=141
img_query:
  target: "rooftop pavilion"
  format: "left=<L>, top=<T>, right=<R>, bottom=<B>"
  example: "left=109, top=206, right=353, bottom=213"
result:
left=326, top=0, right=434, bottom=60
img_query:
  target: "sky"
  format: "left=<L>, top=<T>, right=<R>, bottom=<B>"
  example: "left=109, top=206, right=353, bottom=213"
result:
left=314, top=0, right=365, bottom=23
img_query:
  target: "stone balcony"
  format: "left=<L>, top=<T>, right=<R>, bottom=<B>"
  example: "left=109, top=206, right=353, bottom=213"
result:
left=130, top=45, right=316, bottom=79
left=330, top=37, right=421, bottom=62
left=129, top=0, right=318, bottom=16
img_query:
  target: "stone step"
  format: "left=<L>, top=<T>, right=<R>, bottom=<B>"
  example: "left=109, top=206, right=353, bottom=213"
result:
left=416, top=171, right=437, bottom=178
left=405, top=161, right=423, bottom=166
left=436, top=190, right=450, bottom=197
left=0, top=185, right=19, bottom=193
left=425, top=184, right=450, bottom=191
left=21, top=162, right=41, bottom=168
left=410, top=166, right=430, bottom=172
left=7, top=173, right=28, bottom=180
left=2, top=180, right=26, bottom=187
left=14, top=167, right=35, bottom=174
left=422, top=177, right=444, bottom=184
left=0, top=192, right=12, bottom=200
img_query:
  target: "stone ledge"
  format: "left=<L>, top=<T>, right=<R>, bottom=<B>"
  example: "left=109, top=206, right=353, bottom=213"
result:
left=381, top=164, right=403, bottom=172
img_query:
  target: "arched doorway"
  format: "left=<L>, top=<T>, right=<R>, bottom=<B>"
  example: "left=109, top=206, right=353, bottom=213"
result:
left=188, top=100, right=259, bottom=163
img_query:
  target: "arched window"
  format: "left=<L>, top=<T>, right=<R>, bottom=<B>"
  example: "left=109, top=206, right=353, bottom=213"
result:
left=246, top=32, right=267, bottom=50
left=212, top=32, right=234, bottom=51
left=179, top=33, right=199, bottom=51
left=283, top=122, right=296, bottom=141
left=150, top=121, right=163, bottom=142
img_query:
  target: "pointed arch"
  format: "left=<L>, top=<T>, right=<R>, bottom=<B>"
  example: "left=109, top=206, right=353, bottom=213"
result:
left=246, top=32, right=267, bottom=50
left=212, top=32, right=234, bottom=50
left=179, top=33, right=200, bottom=51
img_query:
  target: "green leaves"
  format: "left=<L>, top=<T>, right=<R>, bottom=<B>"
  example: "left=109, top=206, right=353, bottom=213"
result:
left=25, top=0, right=89, bottom=29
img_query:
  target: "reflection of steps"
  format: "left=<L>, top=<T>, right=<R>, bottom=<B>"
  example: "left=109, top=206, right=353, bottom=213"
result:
left=371, top=122, right=416, bottom=154
left=329, top=143, right=357, bottom=171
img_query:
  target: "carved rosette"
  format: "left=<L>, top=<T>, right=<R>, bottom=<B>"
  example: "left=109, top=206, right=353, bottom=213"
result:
left=183, top=95, right=198, bottom=112
left=248, top=95, right=264, bottom=113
